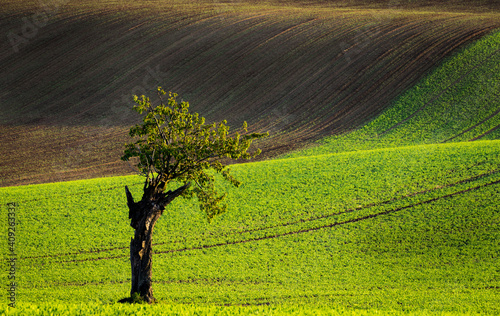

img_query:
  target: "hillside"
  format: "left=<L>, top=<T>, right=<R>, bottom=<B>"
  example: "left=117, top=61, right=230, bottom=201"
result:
left=1, top=0, right=500, bottom=186
left=1, top=140, right=499, bottom=313
left=2, top=2, right=500, bottom=313
left=284, top=28, right=500, bottom=158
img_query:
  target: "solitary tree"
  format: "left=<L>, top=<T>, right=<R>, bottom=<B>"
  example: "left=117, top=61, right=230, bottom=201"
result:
left=120, top=87, right=268, bottom=303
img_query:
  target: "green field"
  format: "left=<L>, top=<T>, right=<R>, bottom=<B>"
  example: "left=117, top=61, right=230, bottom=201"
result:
left=1, top=141, right=500, bottom=314
left=2, top=130, right=500, bottom=315
left=2, top=1, right=500, bottom=315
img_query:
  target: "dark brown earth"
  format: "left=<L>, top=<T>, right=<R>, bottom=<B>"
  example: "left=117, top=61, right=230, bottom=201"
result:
left=1, top=0, right=500, bottom=187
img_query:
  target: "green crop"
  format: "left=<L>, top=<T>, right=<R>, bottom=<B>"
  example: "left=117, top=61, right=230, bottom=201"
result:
left=1, top=301, right=483, bottom=316
left=1, top=2, right=500, bottom=315
left=1, top=140, right=499, bottom=314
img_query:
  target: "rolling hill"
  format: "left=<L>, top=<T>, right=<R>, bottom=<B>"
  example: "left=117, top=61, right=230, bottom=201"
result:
left=1, top=2, right=500, bottom=315
left=1, top=0, right=500, bottom=186
left=1, top=140, right=499, bottom=314
left=283, top=27, right=500, bottom=158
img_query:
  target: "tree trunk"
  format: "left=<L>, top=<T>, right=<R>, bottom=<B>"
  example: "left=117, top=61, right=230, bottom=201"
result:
left=124, top=183, right=189, bottom=303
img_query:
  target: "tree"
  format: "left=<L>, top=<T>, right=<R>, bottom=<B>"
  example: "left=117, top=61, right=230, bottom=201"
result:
left=120, top=87, right=268, bottom=303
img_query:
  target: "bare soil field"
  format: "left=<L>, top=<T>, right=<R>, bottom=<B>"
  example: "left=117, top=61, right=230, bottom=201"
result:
left=1, top=0, right=499, bottom=186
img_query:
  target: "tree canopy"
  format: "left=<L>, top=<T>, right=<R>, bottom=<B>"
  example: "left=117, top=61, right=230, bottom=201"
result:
left=121, top=87, right=268, bottom=221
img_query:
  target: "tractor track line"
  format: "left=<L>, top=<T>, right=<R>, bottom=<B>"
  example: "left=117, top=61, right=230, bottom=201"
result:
left=152, top=178, right=500, bottom=256
left=223, top=168, right=500, bottom=236
left=32, top=177, right=500, bottom=264
left=470, top=121, right=500, bottom=141
left=444, top=99, right=500, bottom=143
left=17, top=168, right=500, bottom=261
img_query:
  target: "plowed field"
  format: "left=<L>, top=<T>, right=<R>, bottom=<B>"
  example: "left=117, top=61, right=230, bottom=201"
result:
left=1, top=0, right=500, bottom=186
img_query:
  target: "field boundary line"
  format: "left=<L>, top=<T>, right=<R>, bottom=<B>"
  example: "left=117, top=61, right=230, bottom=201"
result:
left=8, top=181, right=143, bottom=204
left=377, top=47, right=500, bottom=137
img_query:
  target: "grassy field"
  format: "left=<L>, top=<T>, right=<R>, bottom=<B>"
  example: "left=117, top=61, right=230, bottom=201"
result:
left=2, top=302, right=484, bottom=316
left=1, top=139, right=499, bottom=314
left=1, top=1, right=500, bottom=315
left=2, top=142, right=500, bottom=313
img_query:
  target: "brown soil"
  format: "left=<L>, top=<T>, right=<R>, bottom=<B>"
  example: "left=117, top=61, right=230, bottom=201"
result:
left=1, top=1, right=499, bottom=187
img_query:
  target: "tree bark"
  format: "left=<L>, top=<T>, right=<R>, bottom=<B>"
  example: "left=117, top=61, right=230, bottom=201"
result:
left=125, top=183, right=190, bottom=303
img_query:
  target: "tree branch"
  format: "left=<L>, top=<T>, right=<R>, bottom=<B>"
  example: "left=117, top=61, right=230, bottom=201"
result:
left=148, top=97, right=169, bottom=146
left=125, top=186, right=142, bottom=229
left=160, top=182, right=191, bottom=211
left=125, top=159, right=145, bottom=176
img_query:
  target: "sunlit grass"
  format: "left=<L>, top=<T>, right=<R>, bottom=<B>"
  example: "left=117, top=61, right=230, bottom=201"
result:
left=1, top=140, right=499, bottom=314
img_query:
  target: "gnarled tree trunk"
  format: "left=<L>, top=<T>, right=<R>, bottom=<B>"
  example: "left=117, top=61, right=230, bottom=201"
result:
left=124, top=183, right=190, bottom=303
